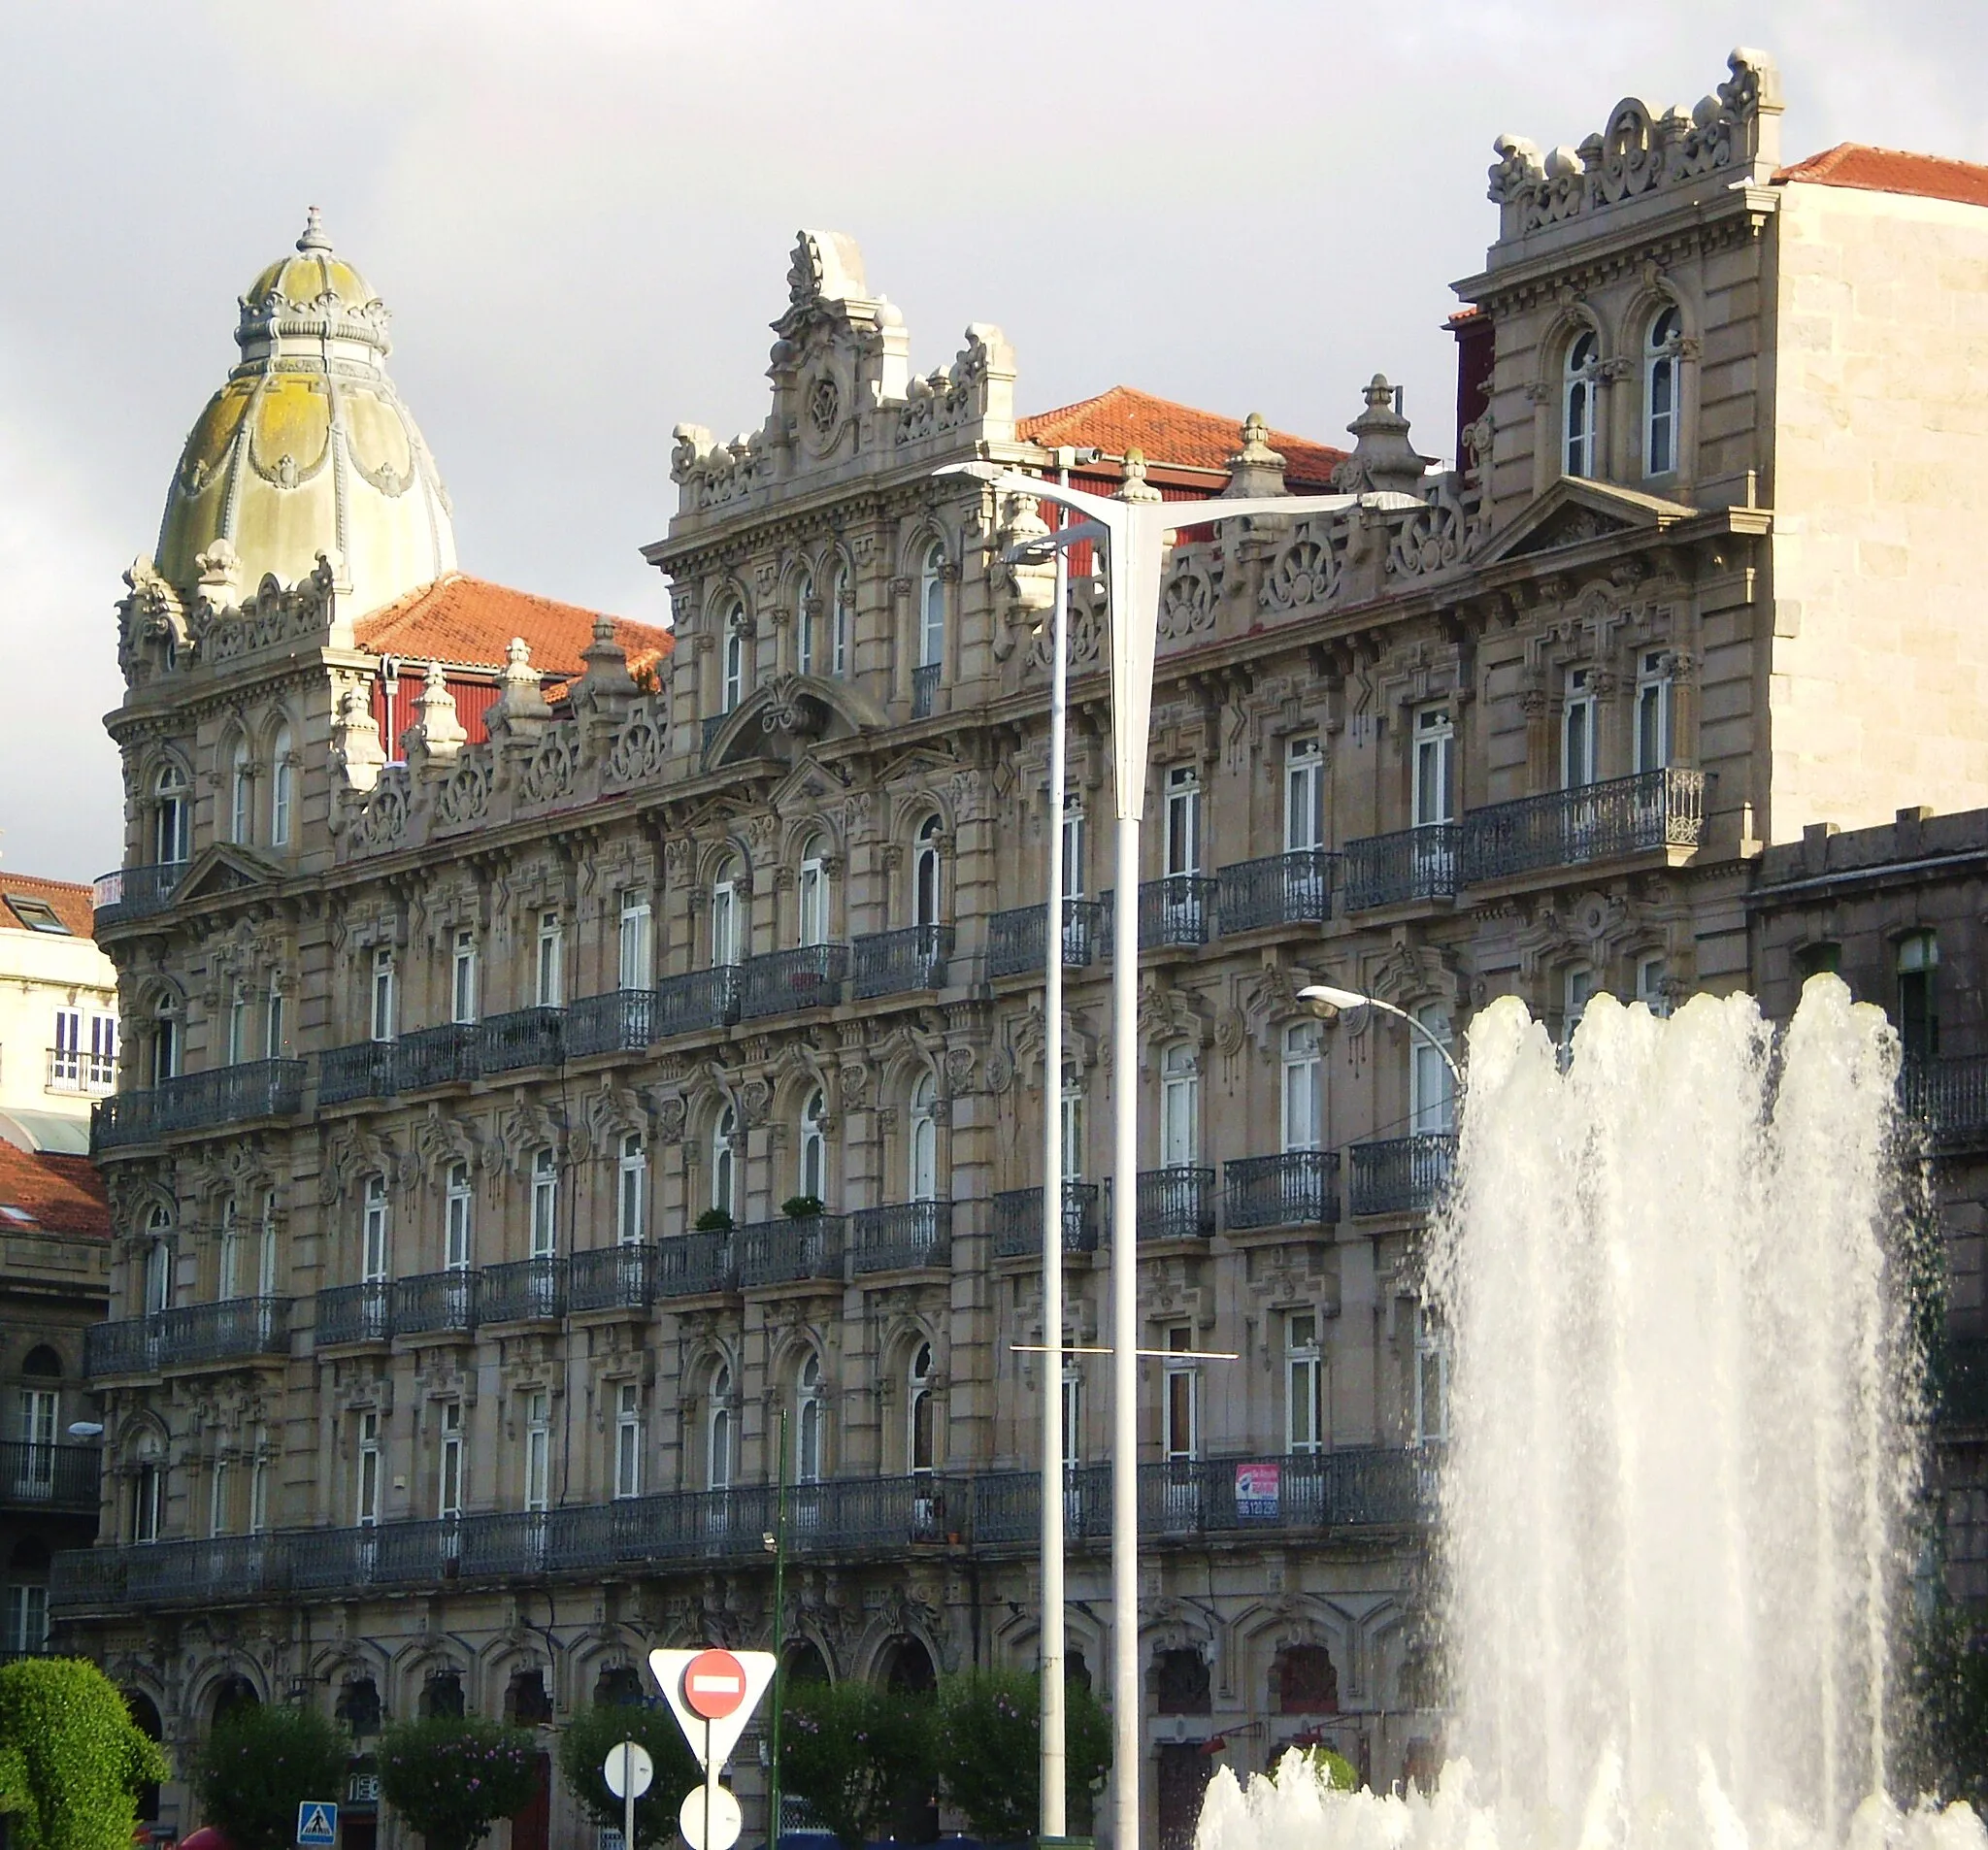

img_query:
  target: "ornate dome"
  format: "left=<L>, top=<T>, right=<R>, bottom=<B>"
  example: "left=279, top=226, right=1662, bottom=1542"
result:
left=154, top=208, right=457, bottom=620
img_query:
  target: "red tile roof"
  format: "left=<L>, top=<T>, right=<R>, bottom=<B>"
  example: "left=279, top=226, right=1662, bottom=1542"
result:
left=0, top=875, right=97, bottom=940
left=354, top=575, right=674, bottom=681
left=1775, top=144, right=1988, bottom=210
left=1018, top=386, right=1347, bottom=489
left=0, top=1142, right=109, bottom=1239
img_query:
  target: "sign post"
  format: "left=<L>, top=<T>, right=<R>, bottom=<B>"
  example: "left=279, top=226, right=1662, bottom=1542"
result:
left=603, top=1740, right=653, bottom=1850
left=649, top=1647, right=777, bottom=1850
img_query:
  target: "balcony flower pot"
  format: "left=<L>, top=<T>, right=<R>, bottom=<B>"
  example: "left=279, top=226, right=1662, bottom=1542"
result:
left=694, top=1208, right=734, bottom=1234
left=782, top=1195, right=825, bottom=1220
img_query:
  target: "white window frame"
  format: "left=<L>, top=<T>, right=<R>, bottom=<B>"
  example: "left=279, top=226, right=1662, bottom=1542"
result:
left=909, top=1342, right=937, bottom=1475
left=1413, top=1305, right=1449, bottom=1445
left=531, top=1147, right=558, bottom=1258
left=1562, top=667, right=1596, bottom=789
left=616, top=1134, right=646, bottom=1244
left=1636, top=954, right=1671, bottom=1018
left=270, top=724, right=294, bottom=847
left=133, top=1460, right=162, bottom=1542
left=1286, top=1313, right=1323, bottom=1456
left=799, top=1090, right=827, bottom=1203
left=614, top=1381, right=643, bottom=1500
left=356, top=1409, right=381, bottom=1526
left=87, top=1014, right=117, bottom=1090
left=1061, top=795, right=1086, bottom=899
left=6, top=1583, right=47, bottom=1655
left=712, top=1108, right=737, bottom=1217
left=913, top=817, right=943, bottom=928
left=1281, top=1021, right=1322, bottom=1154
left=524, top=1390, right=550, bottom=1513
left=723, top=625, right=745, bottom=713
left=1161, top=1043, right=1199, bottom=1168
left=218, top=1197, right=242, bottom=1301
left=1285, top=736, right=1324, bottom=853
left=909, top=1074, right=938, bottom=1202
left=371, top=949, right=396, bottom=1042
left=1412, top=708, right=1453, bottom=828
left=830, top=565, right=850, bottom=677
left=711, top=875, right=740, bottom=967
left=154, top=765, right=190, bottom=865
left=211, top=1456, right=232, bottom=1537
left=248, top=1444, right=269, bottom=1535
left=536, top=909, right=564, bottom=1008
left=151, top=1005, right=178, bottom=1085
left=1635, top=649, right=1673, bottom=774
left=1165, top=1327, right=1200, bottom=1463
left=362, top=1174, right=389, bottom=1282
left=258, top=1191, right=279, bottom=1298
left=618, top=889, right=653, bottom=992
left=445, top=1163, right=473, bottom=1271
left=1164, top=766, right=1202, bottom=876
left=918, top=542, right=945, bottom=671
left=795, top=571, right=816, bottom=677
left=1564, top=329, right=1600, bottom=479
left=797, top=845, right=827, bottom=947
left=796, top=1352, right=823, bottom=1484
left=1062, top=1366, right=1082, bottom=1467
left=230, top=740, right=252, bottom=845
left=265, top=988, right=285, bottom=1059
left=708, top=1367, right=733, bottom=1490
left=50, top=1008, right=81, bottom=1089
left=226, top=986, right=248, bottom=1067
left=1410, top=1005, right=1455, bottom=1136
left=438, top=1402, right=463, bottom=1519
left=1644, top=305, right=1682, bottom=479
left=450, top=929, right=479, bottom=1025
left=144, top=1226, right=172, bottom=1314
left=1060, top=1075, right=1084, bottom=1183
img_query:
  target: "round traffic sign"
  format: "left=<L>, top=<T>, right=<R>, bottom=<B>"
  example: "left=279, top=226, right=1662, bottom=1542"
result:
left=680, top=1649, right=748, bottom=1721
left=603, top=1741, right=653, bottom=1800
left=679, top=1785, right=742, bottom=1850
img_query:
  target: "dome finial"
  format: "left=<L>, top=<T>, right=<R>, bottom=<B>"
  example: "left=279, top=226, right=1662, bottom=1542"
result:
left=297, top=206, right=332, bottom=254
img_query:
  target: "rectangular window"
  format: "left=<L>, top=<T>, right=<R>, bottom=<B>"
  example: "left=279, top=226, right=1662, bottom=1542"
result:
left=1060, top=1083, right=1085, bottom=1183
left=618, top=890, right=653, bottom=991
left=1164, top=767, right=1202, bottom=876
left=1161, top=1047, right=1199, bottom=1169
left=438, top=1403, right=463, bottom=1518
left=133, top=1464, right=161, bottom=1542
left=1414, top=1307, right=1449, bottom=1444
left=1062, top=1368, right=1082, bottom=1467
left=1635, top=650, right=1673, bottom=773
left=712, top=882, right=739, bottom=967
left=18, top=1387, right=55, bottom=1458
left=227, top=988, right=248, bottom=1066
left=1287, top=1313, right=1323, bottom=1455
left=356, top=1410, right=381, bottom=1526
left=266, top=989, right=285, bottom=1058
left=796, top=857, right=826, bottom=947
left=371, top=949, right=396, bottom=1042
left=88, top=1015, right=117, bottom=1089
left=524, top=1390, right=550, bottom=1513
left=217, top=1197, right=242, bottom=1301
left=362, top=1175, right=389, bottom=1282
left=1412, top=709, right=1453, bottom=827
left=617, top=1136, right=646, bottom=1244
left=7, top=1584, right=49, bottom=1654
left=531, top=1148, right=558, bottom=1258
left=1164, top=1327, right=1199, bottom=1463
left=211, top=1458, right=232, bottom=1536
left=50, top=1009, right=82, bottom=1088
left=614, top=1383, right=642, bottom=1500
left=1410, top=1006, right=1455, bottom=1137
left=536, top=910, right=564, bottom=1008
left=1563, top=668, right=1596, bottom=789
left=1282, top=1022, right=1322, bottom=1153
left=1285, top=737, right=1324, bottom=853
left=450, top=929, right=478, bottom=1024
left=1561, top=968, right=1594, bottom=1067
left=258, top=1191, right=279, bottom=1297
left=445, top=1164, right=473, bottom=1271
left=1061, top=796, right=1086, bottom=899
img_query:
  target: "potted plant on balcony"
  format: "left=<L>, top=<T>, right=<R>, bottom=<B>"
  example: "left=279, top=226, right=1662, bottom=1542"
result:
left=693, top=1208, right=734, bottom=1234
left=780, top=1195, right=824, bottom=1220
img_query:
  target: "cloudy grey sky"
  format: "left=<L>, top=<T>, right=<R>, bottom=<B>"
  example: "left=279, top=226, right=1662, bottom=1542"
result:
left=2, top=0, right=1982, bottom=882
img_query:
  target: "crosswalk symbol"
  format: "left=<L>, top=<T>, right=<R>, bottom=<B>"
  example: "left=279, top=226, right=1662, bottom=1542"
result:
left=296, top=1801, right=338, bottom=1846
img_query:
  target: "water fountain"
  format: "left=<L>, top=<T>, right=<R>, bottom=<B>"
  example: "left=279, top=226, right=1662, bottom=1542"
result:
left=1197, top=978, right=1985, bottom=1850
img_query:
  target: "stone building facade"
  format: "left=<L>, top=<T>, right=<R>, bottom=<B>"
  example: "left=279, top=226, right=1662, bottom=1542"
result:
left=55, top=49, right=1988, bottom=1850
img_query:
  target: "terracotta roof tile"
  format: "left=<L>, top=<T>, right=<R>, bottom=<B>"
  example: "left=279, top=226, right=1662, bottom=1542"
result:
left=0, top=1141, right=109, bottom=1239
left=1775, top=143, right=1988, bottom=210
left=353, top=575, right=674, bottom=682
left=1018, top=385, right=1346, bottom=488
left=0, top=874, right=97, bottom=940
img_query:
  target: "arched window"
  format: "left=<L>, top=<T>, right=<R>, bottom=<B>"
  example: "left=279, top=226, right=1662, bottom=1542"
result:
left=1282, top=1021, right=1322, bottom=1153
left=723, top=630, right=745, bottom=714
left=218, top=1196, right=243, bottom=1300
left=150, top=999, right=178, bottom=1086
left=796, top=1351, right=823, bottom=1484
left=918, top=542, right=945, bottom=670
left=711, top=860, right=741, bottom=966
left=1161, top=1043, right=1198, bottom=1168
left=1564, top=330, right=1600, bottom=479
left=1410, top=1006, right=1455, bottom=1136
left=616, top=1133, right=646, bottom=1245
left=708, top=1364, right=733, bottom=1490
left=153, top=764, right=190, bottom=867
left=270, top=724, right=294, bottom=847
left=228, top=739, right=251, bottom=845
left=795, top=571, right=817, bottom=677
left=445, top=1162, right=473, bottom=1270
left=797, top=836, right=827, bottom=947
left=1645, top=305, right=1682, bottom=477
left=908, top=1341, right=936, bottom=1475
left=909, top=1074, right=938, bottom=1202
left=144, top=1207, right=172, bottom=1314
left=799, top=1089, right=827, bottom=1203
left=712, top=1107, right=737, bottom=1218
left=913, top=815, right=944, bottom=928
left=829, top=563, right=851, bottom=677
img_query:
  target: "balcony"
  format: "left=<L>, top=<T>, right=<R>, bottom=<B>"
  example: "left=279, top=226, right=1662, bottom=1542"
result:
left=1347, top=1132, right=1456, bottom=1216
left=46, top=1048, right=116, bottom=1098
left=852, top=1201, right=951, bottom=1274
left=1138, top=875, right=1216, bottom=949
left=481, top=1256, right=567, bottom=1324
left=391, top=1270, right=479, bottom=1338
left=316, top=1281, right=394, bottom=1347
left=1904, top=1055, right=1988, bottom=1148
left=986, top=899, right=1107, bottom=979
left=657, top=1231, right=738, bottom=1298
left=393, top=1024, right=480, bottom=1092
left=1223, top=1150, right=1341, bottom=1231
left=319, top=1041, right=396, bottom=1107
left=1343, top=825, right=1459, bottom=911
left=1216, top=849, right=1335, bottom=934
left=93, top=1059, right=307, bottom=1153
left=92, top=860, right=184, bottom=928
left=991, top=1184, right=1102, bottom=1260
left=85, top=1298, right=291, bottom=1378
left=124, top=1534, right=284, bottom=1605
left=1136, top=1166, right=1216, bottom=1242
left=1459, top=768, right=1706, bottom=884
left=0, top=1441, right=100, bottom=1513
left=851, top=925, right=954, bottom=1000
left=477, top=1008, right=565, bottom=1075
left=566, top=990, right=656, bottom=1058
left=911, top=662, right=941, bottom=719
left=654, top=967, right=742, bottom=1038
left=569, top=1243, right=657, bottom=1314
left=738, top=945, right=847, bottom=1020
left=738, top=1215, right=845, bottom=1289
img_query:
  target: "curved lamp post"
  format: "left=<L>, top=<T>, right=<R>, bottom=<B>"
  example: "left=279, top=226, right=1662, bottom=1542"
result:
left=1297, top=984, right=1464, bottom=1086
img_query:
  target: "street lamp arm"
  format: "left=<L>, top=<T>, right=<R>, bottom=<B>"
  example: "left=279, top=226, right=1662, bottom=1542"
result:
left=935, top=461, right=1122, bottom=524
left=1299, top=983, right=1463, bottom=1085
left=1002, top=519, right=1109, bottom=567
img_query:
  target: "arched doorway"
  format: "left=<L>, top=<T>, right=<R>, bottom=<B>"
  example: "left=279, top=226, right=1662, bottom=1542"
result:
left=210, top=1674, right=259, bottom=1728
left=125, top=1692, right=163, bottom=1824
left=781, top=1638, right=830, bottom=1686
left=875, top=1638, right=938, bottom=1841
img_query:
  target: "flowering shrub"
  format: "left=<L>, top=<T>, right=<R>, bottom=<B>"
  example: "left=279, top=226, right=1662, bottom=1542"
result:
left=778, top=1681, right=933, bottom=1850
left=0, top=1658, right=168, bottom=1850
left=554, top=1705, right=697, bottom=1850
left=378, top=1716, right=541, bottom=1850
left=933, top=1668, right=1110, bottom=1842
left=195, top=1705, right=349, bottom=1850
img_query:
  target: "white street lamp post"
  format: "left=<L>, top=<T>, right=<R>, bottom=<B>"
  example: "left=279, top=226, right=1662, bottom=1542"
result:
left=1298, top=984, right=1465, bottom=1085
left=948, top=457, right=1419, bottom=1850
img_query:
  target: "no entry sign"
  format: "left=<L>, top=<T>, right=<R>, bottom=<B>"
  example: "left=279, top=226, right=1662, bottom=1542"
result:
left=681, top=1649, right=748, bottom=1721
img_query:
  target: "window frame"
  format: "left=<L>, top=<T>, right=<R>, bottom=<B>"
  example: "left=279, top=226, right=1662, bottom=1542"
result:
left=1164, top=766, right=1202, bottom=877
left=524, top=1390, right=550, bottom=1513
left=1164, top=1326, right=1200, bottom=1463
left=356, top=1409, right=381, bottom=1527
left=1564, top=329, right=1600, bottom=479
left=616, top=1134, right=646, bottom=1244
left=536, top=909, right=564, bottom=1008
left=1409, top=1005, right=1455, bottom=1136
left=618, top=888, right=653, bottom=991
left=1281, top=1021, right=1322, bottom=1154
left=444, top=1163, right=473, bottom=1271
left=1160, top=1042, right=1199, bottom=1168
left=1286, top=1312, right=1324, bottom=1456
left=614, top=1381, right=643, bottom=1501
left=1562, top=667, right=1597, bottom=790
left=1644, top=305, right=1683, bottom=479
left=1285, top=736, right=1324, bottom=853
left=1412, top=708, right=1453, bottom=828
left=371, top=949, right=396, bottom=1042
left=449, top=928, right=479, bottom=1025
left=438, top=1401, right=463, bottom=1519
left=530, top=1147, right=559, bottom=1259
left=918, top=542, right=946, bottom=672
left=270, top=724, right=294, bottom=847
left=361, top=1174, right=389, bottom=1282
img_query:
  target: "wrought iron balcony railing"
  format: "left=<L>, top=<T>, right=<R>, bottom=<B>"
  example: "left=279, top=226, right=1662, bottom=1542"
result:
left=319, top=1041, right=397, bottom=1106
left=1459, top=768, right=1706, bottom=883
left=566, top=990, right=656, bottom=1058
left=1347, top=1132, right=1456, bottom=1216
left=392, top=1024, right=480, bottom=1092
left=738, top=1215, right=846, bottom=1289
left=85, top=1298, right=291, bottom=1378
left=1136, top=1166, right=1216, bottom=1242
left=569, top=1243, right=658, bottom=1313
left=986, top=899, right=1107, bottom=978
left=1223, top=1149, right=1342, bottom=1230
left=93, top=1059, right=307, bottom=1152
left=656, top=1231, right=738, bottom=1298
left=315, top=1281, right=394, bottom=1347
left=1903, top=1055, right=1988, bottom=1147
left=911, top=662, right=941, bottom=719
left=480, top=1257, right=567, bottom=1324
left=851, top=1201, right=951, bottom=1274
left=391, top=1270, right=479, bottom=1338
left=92, top=860, right=185, bottom=927
left=738, top=945, right=848, bottom=1020
left=991, top=1183, right=1102, bottom=1260
left=1342, top=824, right=1460, bottom=910
left=654, top=967, right=742, bottom=1038
left=1139, top=875, right=1216, bottom=948
left=477, top=1008, right=565, bottom=1075
left=850, top=925, right=954, bottom=1000
left=0, top=1441, right=100, bottom=1512
left=1216, top=849, right=1336, bottom=933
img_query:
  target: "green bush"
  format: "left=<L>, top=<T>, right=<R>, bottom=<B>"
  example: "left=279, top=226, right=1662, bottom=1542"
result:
left=378, top=1716, right=540, bottom=1850
left=932, top=1668, right=1110, bottom=1842
left=0, top=1658, right=168, bottom=1850
left=694, top=1208, right=734, bottom=1233
left=555, top=1705, right=698, bottom=1850
left=780, top=1195, right=824, bottom=1220
left=1296, top=1743, right=1359, bottom=1792
left=195, top=1705, right=350, bottom=1850
left=779, top=1681, right=933, bottom=1850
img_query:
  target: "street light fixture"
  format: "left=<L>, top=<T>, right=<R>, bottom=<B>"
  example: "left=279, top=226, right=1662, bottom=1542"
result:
left=1298, top=984, right=1464, bottom=1085
left=941, top=453, right=1422, bottom=1850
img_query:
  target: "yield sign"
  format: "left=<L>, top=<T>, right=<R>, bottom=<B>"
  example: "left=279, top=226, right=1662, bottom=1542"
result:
left=649, top=1648, right=777, bottom=1772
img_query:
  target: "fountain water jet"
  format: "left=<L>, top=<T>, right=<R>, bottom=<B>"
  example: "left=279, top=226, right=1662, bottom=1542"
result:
left=1197, top=978, right=1982, bottom=1850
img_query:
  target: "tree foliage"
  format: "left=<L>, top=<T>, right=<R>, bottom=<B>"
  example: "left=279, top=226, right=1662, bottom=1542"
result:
left=0, top=1659, right=168, bottom=1850
left=778, top=1681, right=933, bottom=1850
left=931, top=1668, right=1110, bottom=1842
left=195, top=1705, right=351, bottom=1850
left=555, top=1705, right=697, bottom=1850
left=378, top=1716, right=540, bottom=1850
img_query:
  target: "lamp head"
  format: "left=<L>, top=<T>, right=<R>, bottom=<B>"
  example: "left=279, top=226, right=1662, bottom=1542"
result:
left=67, top=1421, right=104, bottom=1439
left=1298, top=983, right=1371, bottom=1022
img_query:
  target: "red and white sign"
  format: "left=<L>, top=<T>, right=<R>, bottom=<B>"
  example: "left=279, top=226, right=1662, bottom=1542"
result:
left=681, top=1649, right=748, bottom=1721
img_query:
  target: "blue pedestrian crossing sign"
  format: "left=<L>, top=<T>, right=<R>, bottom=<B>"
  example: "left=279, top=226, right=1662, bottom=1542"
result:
left=296, top=1802, right=338, bottom=1846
